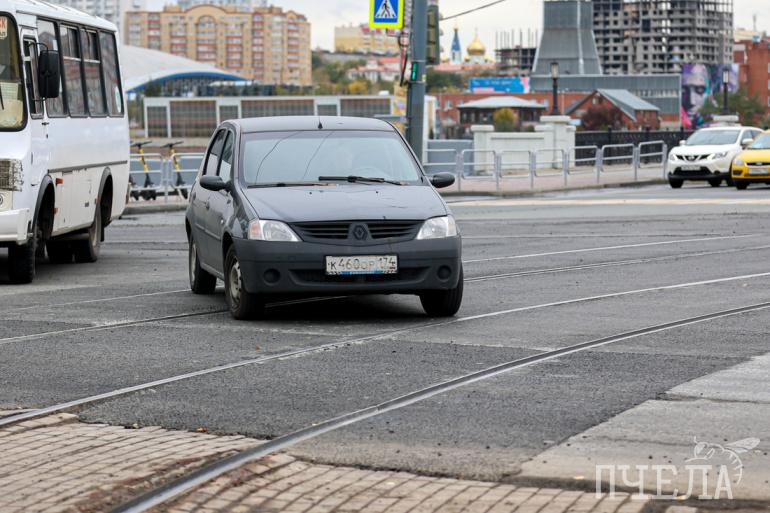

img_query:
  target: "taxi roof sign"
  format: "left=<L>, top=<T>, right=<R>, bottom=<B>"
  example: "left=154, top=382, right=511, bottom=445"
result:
left=370, top=0, right=404, bottom=30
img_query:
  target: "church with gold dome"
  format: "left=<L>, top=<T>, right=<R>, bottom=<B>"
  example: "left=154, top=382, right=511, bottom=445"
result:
left=433, top=25, right=494, bottom=73
left=466, top=31, right=488, bottom=65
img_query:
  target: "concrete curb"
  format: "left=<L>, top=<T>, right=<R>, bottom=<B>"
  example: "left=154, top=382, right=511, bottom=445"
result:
left=122, top=178, right=669, bottom=215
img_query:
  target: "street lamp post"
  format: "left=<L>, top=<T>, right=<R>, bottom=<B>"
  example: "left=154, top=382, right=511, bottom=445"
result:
left=722, top=67, right=730, bottom=115
left=550, top=61, right=560, bottom=115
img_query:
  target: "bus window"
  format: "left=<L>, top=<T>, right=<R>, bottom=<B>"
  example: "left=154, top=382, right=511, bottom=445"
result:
left=0, top=14, right=25, bottom=130
left=23, top=38, right=42, bottom=118
left=82, top=30, right=105, bottom=115
left=99, top=32, right=122, bottom=116
left=61, top=25, right=85, bottom=116
left=36, top=19, right=64, bottom=116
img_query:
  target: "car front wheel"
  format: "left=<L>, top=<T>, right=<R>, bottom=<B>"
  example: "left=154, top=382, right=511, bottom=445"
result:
left=420, top=267, right=464, bottom=317
left=668, top=178, right=683, bottom=189
left=708, top=178, right=722, bottom=187
left=735, top=180, right=749, bottom=190
left=224, top=245, right=263, bottom=320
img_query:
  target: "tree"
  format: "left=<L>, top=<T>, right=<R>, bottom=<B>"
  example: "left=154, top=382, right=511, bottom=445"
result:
left=493, top=108, right=518, bottom=132
left=346, top=79, right=370, bottom=95
left=580, top=104, right=625, bottom=131
left=426, top=69, right=465, bottom=93
left=699, top=88, right=767, bottom=126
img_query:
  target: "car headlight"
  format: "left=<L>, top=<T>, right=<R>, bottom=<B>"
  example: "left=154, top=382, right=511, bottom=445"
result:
left=734, top=158, right=744, bottom=166
left=712, top=151, right=728, bottom=160
left=668, top=153, right=678, bottom=162
left=248, top=219, right=300, bottom=242
left=417, top=215, right=458, bottom=240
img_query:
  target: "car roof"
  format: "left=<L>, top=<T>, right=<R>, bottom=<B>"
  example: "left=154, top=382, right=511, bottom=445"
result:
left=231, top=116, right=395, bottom=133
left=697, top=126, right=757, bottom=132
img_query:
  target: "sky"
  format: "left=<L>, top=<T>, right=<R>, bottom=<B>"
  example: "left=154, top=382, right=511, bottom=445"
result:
left=266, top=0, right=770, bottom=55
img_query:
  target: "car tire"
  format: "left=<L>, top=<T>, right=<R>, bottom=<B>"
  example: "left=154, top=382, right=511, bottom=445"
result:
left=726, top=175, right=734, bottom=187
left=735, top=180, right=749, bottom=190
left=708, top=178, right=722, bottom=187
left=73, top=208, right=101, bottom=263
left=47, top=241, right=73, bottom=264
left=224, top=245, right=263, bottom=320
left=420, top=267, right=464, bottom=317
left=8, top=220, right=37, bottom=284
left=189, top=238, right=216, bottom=295
left=668, top=178, right=684, bottom=189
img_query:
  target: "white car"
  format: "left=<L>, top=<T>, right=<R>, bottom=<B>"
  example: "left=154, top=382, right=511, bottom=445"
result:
left=667, top=127, right=763, bottom=188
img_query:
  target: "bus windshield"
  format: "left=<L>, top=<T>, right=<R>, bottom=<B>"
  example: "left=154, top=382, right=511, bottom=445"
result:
left=0, top=14, right=25, bottom=130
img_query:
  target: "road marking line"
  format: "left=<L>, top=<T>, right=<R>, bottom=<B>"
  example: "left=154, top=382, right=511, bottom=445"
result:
left=463, top=235, right=755, bottom=264
left=452, top=198, right=770, bottom=207
left=5, top=289, right=190, bottom=313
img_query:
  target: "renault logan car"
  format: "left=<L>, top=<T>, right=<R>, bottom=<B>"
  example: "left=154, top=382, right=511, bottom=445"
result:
left=186, top=117, right=463, bottom=320
left=731, top=130, right=770, bottom=190
left=667, top=126, right=762, bottom=188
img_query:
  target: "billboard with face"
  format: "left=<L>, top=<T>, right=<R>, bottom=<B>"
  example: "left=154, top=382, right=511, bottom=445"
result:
left=681, top=64, right=739, bottom=129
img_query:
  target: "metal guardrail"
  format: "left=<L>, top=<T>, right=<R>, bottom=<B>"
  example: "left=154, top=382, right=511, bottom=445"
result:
left=129, top=152, right=204, bottom=202
left=421, top=141, right=668, bottom=193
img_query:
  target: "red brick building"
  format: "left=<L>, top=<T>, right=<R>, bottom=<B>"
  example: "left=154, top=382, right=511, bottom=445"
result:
left=734, top=39, right=770, bottom=111
left=566, top=90, right=661, bottom=130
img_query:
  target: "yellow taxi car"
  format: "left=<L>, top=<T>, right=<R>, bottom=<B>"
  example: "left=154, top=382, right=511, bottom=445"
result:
left=732, top=131, right=770, bottom=190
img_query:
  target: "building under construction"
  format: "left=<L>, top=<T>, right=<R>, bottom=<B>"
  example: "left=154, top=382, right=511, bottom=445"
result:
left=591, top=0, right=734, bottom=74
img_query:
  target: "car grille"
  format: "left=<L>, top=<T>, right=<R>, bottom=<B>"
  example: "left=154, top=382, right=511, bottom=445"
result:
left=673, top=168, right=709, bottom=176
left=676, top=155, right=710, bottom=162
left=292, top=221, right=422, bottom=242
left=292, top=267, right=426, bottom=284
left=747, top=162, right=770, bottom=167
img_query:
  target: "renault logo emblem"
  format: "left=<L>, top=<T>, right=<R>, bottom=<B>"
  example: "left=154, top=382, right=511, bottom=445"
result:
left=353, top=225, right=367, bottom=240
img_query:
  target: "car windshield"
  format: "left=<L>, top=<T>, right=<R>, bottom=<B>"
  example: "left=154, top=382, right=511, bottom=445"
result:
left=749, top=134, right=770, bottom=150
left=0, top=15, right=25, bottom=130
left=685, top=130, right=740, bottom=146
left=240, top=130, right=422, bottom=186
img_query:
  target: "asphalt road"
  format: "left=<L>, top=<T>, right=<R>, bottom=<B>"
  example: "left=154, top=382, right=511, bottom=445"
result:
left=2, top=183, right=770, bottom=483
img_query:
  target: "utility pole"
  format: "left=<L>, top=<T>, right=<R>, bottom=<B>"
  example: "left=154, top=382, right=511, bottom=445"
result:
left=406, top=0, right=427, bottom=163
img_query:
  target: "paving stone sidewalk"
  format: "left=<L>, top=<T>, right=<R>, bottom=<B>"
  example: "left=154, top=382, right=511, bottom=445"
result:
left=0, top=411, right=647, bottom=513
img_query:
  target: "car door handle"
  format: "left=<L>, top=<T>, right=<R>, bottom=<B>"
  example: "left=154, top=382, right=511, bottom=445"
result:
left=205, top=199, right=211, bottom=210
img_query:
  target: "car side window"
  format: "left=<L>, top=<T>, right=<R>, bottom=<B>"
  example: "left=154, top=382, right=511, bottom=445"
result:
left=204, top=130, right=226, bottom=176
left=219, top=132, right=234, bottom=182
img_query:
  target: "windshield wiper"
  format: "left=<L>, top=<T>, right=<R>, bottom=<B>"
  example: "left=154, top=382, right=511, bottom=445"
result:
left=318, top=175, right=404, bottom=186
left=248, top=181, right=328, bottom=188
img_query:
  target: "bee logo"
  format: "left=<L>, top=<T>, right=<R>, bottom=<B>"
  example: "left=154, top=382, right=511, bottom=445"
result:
left=686, top=437, right=760, bottom=484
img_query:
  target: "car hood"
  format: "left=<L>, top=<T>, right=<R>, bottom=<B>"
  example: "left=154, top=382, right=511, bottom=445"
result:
left=736, top=149, right=770, bottom=163
left=671, top=144, right=738, bottom=156
left=242, top=184, right=449, bottom=222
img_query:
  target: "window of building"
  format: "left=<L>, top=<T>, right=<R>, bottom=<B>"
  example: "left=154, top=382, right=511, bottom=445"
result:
left=242, top=99, right=314, bottom=117
left=147, top=106, right=168, bottom=137
left=339, top=98, right=390, bottom=117
left=61, top=26, right=86, bottom=116
left=170, top=100, right=217, bottom=137
left=317, top=104, right=338, bottom=116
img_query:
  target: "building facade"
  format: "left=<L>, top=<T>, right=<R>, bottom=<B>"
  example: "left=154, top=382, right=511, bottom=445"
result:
left=334, top=24, right=400, bottom=55
left=591, top=0, right=733, bottom=75
left=734, top=38, right=770, bottom=110
left=124, top=4, right=311, bottom=87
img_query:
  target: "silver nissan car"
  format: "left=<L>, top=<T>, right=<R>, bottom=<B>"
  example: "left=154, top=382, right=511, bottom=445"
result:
left=186, top=116, right=463, bottom=320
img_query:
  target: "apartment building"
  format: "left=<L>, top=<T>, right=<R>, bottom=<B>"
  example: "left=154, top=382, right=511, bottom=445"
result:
left=334, top=23, right=400, bottom=55
left=734, top=38, right=770, bottom=109
left=591, top=0, right=733, bottom=75
left=124, top=4, right=311, bottom=87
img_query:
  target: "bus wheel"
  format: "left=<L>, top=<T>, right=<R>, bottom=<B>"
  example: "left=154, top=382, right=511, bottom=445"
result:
left=74, top=209, right=101, bottom=263
left=8, top=221, right=37, bottom=284
left=47, top=241, right=73, bottom=264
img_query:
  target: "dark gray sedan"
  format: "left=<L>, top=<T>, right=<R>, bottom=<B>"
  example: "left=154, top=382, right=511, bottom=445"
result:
left=186, top=116, right=462, bottom=320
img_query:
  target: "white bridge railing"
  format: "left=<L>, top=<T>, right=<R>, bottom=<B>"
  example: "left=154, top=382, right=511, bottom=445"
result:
left=424, top=141, right=669, bottom=193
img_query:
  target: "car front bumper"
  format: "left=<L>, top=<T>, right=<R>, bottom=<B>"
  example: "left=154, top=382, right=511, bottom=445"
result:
left=668, top=156, right=732, bottom=181
left=732, top=165, right=770, bottom=182
left=233, top=236, right=462, bottom=296
left=0, top=208, right=30, bottom=245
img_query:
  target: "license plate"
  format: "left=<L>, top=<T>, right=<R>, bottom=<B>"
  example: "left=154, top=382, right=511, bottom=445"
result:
left=748, top=169, right=769, bottom=175
left=680, top=165, right=701, bottom=171
left=326, top=255, right=398, bottom=276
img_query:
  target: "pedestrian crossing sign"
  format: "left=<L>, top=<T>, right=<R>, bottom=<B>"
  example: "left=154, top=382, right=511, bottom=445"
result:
left=370, top=0, right=404, bottom=29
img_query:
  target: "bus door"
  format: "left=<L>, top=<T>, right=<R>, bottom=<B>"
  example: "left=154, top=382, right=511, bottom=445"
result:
left=21, top=29, right=51, bottom=215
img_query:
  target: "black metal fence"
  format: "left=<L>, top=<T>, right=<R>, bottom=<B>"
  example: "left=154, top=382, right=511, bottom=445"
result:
left=576, top=128, right=694, bottom=150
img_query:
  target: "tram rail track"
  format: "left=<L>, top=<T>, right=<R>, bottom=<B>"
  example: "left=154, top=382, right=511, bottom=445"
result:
left=108, top=299, right=770, bottom=513
left=3, top=269, right=770, bottom=429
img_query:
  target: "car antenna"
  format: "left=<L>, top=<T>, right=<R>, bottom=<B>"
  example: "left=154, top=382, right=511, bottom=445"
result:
left=317, top=116, right=323, bottom=130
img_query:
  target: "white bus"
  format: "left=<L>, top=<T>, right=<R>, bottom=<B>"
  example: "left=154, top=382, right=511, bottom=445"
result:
left=0, top=0, right=128, bottom=283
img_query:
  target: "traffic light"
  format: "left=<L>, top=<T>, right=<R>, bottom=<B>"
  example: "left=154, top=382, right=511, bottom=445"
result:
left=426, top=4, right=441, bottom=65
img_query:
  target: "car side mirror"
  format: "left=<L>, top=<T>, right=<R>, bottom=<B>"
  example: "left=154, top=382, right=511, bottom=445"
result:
left=679, top=140, right=687, bottom=147
left=199, top=175, right=229, bottom=192
left=742, top=138, right=754, bottom=148
left=429, top=172, right=456, bottom=189
left=38, top=50, right=60, bottom=99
